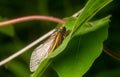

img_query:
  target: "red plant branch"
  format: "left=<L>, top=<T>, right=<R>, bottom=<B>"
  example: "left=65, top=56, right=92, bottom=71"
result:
left=0, top=15, right=65, bottom=26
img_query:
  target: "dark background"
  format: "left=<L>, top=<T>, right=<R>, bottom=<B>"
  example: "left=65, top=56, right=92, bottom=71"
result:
left=0, top=0, right=120, bottom=77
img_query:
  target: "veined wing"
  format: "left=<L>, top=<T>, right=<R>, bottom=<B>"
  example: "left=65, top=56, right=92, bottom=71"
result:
left=30, top=26, right=66, bottom=72
left=30, top=34, right=56, bottom=72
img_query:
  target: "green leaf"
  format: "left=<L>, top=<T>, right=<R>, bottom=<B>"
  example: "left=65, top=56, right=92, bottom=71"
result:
left=77, top=15, right=111, bottom=35
left=31, top=0, right=112, bottom=76
left=0, top=17, right=15, bottom=37
left=52, top=16, right=110, bottom=77
left=72, top=0, right=112, bottom=36
left=32, top=17, right=110, bottom=77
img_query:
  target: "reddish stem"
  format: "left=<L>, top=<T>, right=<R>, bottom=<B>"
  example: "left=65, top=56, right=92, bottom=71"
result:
left=0, top=15, right=65, bottom=26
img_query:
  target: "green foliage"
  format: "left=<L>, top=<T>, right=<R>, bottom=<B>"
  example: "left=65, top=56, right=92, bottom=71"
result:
left=52, top=16, right=110, bottom=77
left=0, top=0, right=120, bottom=77
left=72, top=0, right=112, bottom=35
left=32, top=0, right=112, bottom=77
left=7, top=60, right=30, bottom=77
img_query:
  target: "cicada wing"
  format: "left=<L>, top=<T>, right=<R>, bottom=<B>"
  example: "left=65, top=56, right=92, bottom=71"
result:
left=30, top=36, right=56, bottom=72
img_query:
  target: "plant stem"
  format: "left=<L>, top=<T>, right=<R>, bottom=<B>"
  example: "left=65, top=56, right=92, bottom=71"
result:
left=103, top=46, right=120, bottom=61
left=0, top=29, right=56, bottom=66
left=0, top=15, right=65, bottom=26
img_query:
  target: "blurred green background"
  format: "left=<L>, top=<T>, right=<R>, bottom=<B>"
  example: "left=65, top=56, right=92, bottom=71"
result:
left=0, top=0, right=120, bottom=77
